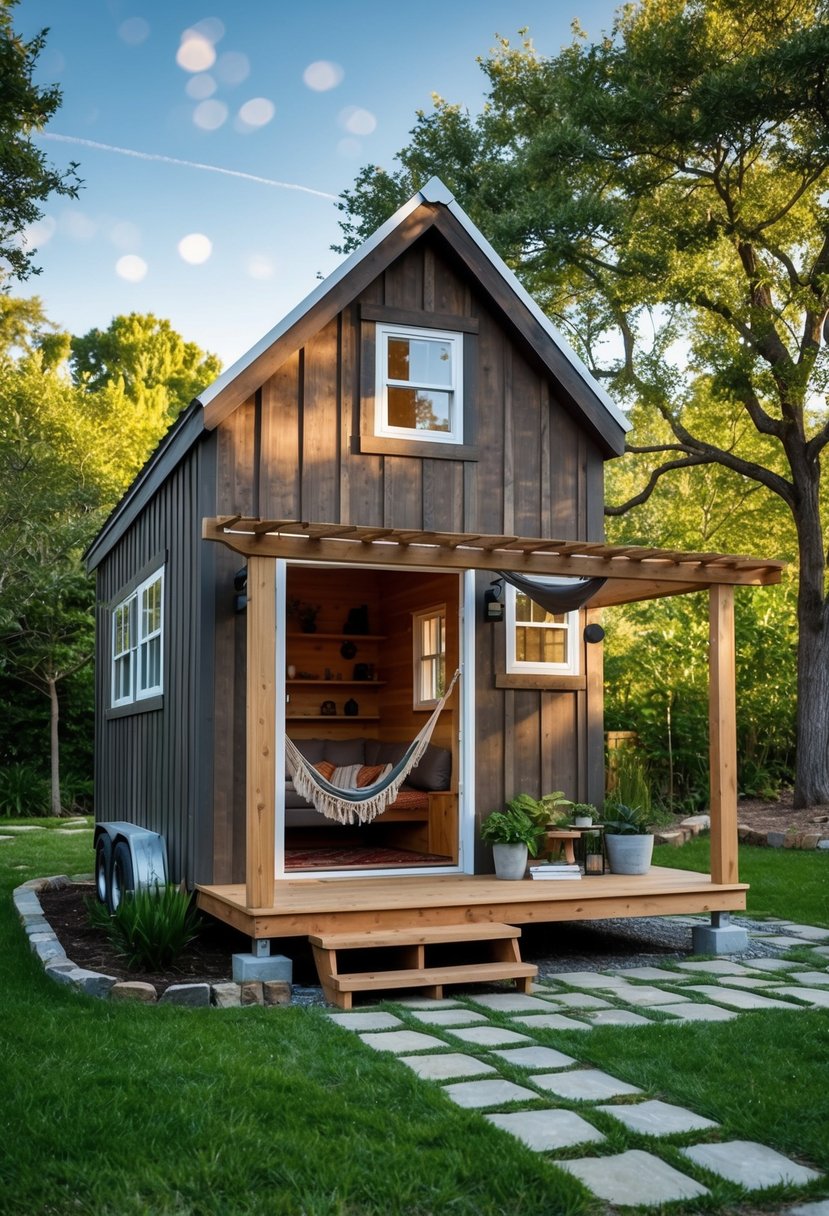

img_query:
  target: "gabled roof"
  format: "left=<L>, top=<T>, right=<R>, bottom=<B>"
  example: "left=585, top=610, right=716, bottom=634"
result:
left=198, top=177, right=629, bottom=454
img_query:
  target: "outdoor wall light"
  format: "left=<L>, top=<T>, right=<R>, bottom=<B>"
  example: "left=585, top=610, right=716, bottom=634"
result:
left=584, top=623, right=605, bottom=644
left=234, top=567, right=248, bottom=613
left=483, top=578, right=504, bottom=623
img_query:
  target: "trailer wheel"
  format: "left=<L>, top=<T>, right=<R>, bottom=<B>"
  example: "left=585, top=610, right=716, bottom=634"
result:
left=95, top=835, right=112, bottom=906
left=110, top=841, right=134, bottom=913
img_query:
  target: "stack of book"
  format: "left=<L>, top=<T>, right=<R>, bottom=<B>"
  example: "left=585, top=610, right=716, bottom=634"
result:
left=529, top=863, right=582, bottom=881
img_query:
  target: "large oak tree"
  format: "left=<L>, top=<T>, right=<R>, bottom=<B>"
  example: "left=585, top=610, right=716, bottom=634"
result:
left=336, top=0, right=829, bottom=806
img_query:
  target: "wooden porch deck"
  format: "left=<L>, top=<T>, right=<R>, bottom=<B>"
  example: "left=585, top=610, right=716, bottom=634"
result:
left=196, top=866, right=748, bottom=940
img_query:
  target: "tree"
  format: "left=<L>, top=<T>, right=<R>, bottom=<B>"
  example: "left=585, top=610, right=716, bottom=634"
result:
left=71, top=313, right=222, bottom=421
left=336, top=0, right=829, bottom=806
left=0, top=0, right=80, bottom=283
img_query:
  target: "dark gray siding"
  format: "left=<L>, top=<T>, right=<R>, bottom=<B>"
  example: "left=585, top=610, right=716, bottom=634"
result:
left=93, top=433, right=217, bottom=884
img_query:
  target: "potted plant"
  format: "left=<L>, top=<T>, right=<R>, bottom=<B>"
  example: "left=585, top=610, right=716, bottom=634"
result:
left=287, top=598, right=321, bottom=633
left=571, top=801, right=596, bottom=828
left=601, top=802, right=654, bottom=874
left=480, top=803, right=542, bottom=879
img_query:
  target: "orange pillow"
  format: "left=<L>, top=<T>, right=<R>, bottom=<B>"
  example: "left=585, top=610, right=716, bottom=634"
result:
left=356, top=763, right=386, bottom=788
left=314, top=760, right=336, bottom=781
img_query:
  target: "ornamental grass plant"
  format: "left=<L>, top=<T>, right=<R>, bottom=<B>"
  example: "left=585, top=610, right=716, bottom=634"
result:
left=87, top=882, right=202, bottom=970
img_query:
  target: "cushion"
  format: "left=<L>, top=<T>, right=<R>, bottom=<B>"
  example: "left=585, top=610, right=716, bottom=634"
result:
left=314, top=760, right=336, bottom=782
left=364, top=739, right=408, bottom=767
left=408, top=743, right=452, bottom=792
left=320, top=737, right=367, bottom=767
left=356, top=763, right=390, bottom=788
left=292, top=737, right=326, bottom=763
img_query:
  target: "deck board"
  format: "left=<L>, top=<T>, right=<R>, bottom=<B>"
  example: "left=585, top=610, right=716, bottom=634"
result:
left=196, top=866, right=748, bottom=939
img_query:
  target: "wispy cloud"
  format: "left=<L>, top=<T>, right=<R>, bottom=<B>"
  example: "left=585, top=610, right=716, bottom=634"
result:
left=41, top=134, right=339, bottom=200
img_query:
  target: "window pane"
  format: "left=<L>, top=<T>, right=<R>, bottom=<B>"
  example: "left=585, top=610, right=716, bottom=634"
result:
left=516, top=626, right=567, bottom=664
left=515, top=592, right=532, bottom=623
left=387, top=337, right=410, bottom=380
left=406, top=337, right=452, bottom=386
left=142, top=578, right=161, bottom=635
left=388, top=387, right=451, bottom=432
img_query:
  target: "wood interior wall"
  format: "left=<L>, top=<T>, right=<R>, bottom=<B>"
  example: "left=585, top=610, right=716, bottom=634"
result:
left=212, top=230, right=608, bottom=881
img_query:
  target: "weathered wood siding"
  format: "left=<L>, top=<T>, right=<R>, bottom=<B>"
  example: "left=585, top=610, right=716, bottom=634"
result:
left=93, top=436, right=217, bottom=884
left=212, top=232, right=606, bottom=879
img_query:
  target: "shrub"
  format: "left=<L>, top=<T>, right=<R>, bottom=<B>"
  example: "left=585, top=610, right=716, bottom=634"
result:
left=0, top=763, right=50, bottom=817
left=87, top=884, right=202, bottom=971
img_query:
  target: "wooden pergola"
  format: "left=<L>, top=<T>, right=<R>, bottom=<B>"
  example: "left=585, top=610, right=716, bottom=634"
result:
left=202, top=516, right=784, bottom=915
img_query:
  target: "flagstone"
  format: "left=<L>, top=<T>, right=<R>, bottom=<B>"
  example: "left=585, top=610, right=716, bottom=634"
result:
left=582, top=1009, right=653, bottom=1027
left=547, top=970, right=636, bottom=989
left=409, top=1008, right=487, bottom=1027
left=682, top=985, right=801, bottom=1011
left=681, top=1140, right=821, bottom=1189
left=1, top=825, right=44, bottom=833
left=490, top=1045, right=576, bottom=1070
left=328, top=1011, right=402, bottom=1030
left=789, top=1201, right=829, bottom=1216
left=550, top=992, right=613, bottom=1010
left=773, top=986, right=829, bottom=1007
left=717, top=975, right=785, bottom=990
left=677, top=959, right=758, bottom=975
left=393, top=997, right=462, bottom=1009
left=812, top=946, right=829, bottom=960
left=788, top=970, right=829, bottom=986
left=530, top=1068, right=641, bottom=1101
left=753, top=934, right=818, bottom=948
left=486, top=1109, right=604, bottom=1151
left=449, top=1025, right=532, bottom=1048
left=613, top=984, right=689, bottom=1005
left=398, top=1052, right=496, bottom=1081
left=656, top=1002, right=739, bottom=1022
left=442, top=1078, right=538, bottom=1109
left=559, top=1149, right=709, bottom=1205
left=744, top=958, right=803, bottom=973
left=775, top=924, right=829, bottom=941
left=468, top=992, right=556, bottom=1012
left=597, top=1098, right=718, bottom=1135
left=611, top=966, right=691, bottom=982
left=359, top=1030, right=447, bottom=1053
left=512, top=1013, right=593, bottom=1031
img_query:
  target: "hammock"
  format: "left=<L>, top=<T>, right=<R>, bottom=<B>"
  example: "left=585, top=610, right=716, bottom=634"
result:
left=498, top=571, right=606, bottom=613
left=285, top=668, right=461, bottom=826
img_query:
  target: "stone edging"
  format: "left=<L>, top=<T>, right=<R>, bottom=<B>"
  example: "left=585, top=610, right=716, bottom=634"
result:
left=13, top=875, right=292, bottom=1009
left=653, top=813, right=829, bottom=851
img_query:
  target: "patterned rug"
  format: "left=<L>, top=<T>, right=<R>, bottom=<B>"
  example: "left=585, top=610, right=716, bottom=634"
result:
left=285, top=846, right=450, bottom=870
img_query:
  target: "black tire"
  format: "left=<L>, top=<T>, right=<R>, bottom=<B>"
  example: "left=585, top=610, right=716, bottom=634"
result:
left=95, top=835, right=112, bottom=906
left=110, top=841, right=134, bottom=913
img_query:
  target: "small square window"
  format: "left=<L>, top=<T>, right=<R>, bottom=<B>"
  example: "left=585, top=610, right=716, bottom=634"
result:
left=376, top=324, right=462, bottom=443
left=505, top=583, right=578, bottom=676
left=413, top=606, right=446, bottom=709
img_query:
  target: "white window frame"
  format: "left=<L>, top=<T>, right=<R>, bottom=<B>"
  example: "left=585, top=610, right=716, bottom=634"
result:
left=505, top=582, right=579, bottom=676
left=111, top=568, right=165, bottom=707
left=412, top=604, right=446, bottom=710
left=375, top=323, right=463, bottom=444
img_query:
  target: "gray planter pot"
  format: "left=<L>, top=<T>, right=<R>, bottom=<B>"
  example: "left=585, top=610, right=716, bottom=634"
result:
left=605, top=833, right=654, bottom=875
left=492, top=842, right=529, bottom=880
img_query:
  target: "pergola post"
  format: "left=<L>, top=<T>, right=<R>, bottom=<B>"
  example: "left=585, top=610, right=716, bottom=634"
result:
left=246, top=554, right=276, bottom=909
left=709, top=584, right=738, bottom=885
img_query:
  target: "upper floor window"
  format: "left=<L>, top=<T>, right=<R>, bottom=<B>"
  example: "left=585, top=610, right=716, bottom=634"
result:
left=111, top=568, right=164, bottom=707
left=375, top=324, right=463, bottom=444
left=413, top=606, right=446, bottom=709
left=505, top=582, right=578, bottom=676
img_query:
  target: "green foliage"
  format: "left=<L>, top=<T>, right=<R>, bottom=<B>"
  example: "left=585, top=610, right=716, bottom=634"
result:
left=88, top=884, right=202, bottom=971
left=607, top=746, right=653, bottom=818
left=0, top=762, right=49, bottom=816
left=480, top=806, right=541, bottom=853
left=0, top=2, right=80, bottom=284
left=600, top=802, right=652, bottom=836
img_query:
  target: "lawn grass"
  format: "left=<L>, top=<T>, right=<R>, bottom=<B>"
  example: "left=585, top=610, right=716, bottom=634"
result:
left=653, top=836, right=829, bottom=925
left=2, top=822, right=829, bottom=1215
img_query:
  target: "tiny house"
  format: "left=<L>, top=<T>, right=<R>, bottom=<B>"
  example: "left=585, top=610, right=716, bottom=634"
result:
left=86, top=179, right=781, bottom=998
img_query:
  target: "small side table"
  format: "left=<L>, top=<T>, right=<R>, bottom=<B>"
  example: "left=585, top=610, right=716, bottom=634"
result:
left=542, top=829, right=581, bottom=865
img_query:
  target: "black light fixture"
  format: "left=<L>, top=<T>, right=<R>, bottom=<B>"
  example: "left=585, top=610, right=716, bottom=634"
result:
left=584, top=623, right=605, bottom=644
left=483, top=578, right=504, bottom=623
left=234, top=567, right=248, bottom=613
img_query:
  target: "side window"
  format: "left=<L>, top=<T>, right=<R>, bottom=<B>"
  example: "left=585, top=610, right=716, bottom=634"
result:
left=505, top=583, right=578, bottom=676
left=413, top=606, right=446, bottom=709
left=375, top=324, right=463, bottom=443
left=111, top=568, right=164, bottom=707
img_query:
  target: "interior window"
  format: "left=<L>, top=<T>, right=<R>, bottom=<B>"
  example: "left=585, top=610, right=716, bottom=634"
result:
left=413, top=606, right=446, bottom=708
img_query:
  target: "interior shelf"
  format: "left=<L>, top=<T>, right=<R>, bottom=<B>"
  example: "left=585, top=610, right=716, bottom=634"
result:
left=286, top=714, right=381, bottom=722
left=287, top=679, right=386, bottom=687
left=286, top=633, right=387, bottom=642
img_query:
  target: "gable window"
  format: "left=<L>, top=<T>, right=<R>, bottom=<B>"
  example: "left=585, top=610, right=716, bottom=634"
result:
left=413, top=606, right=446, bottom=709
left=111, top=568, right=164, bottom=707
left=376, top=324, right=463, bottom=443
left=505, top=583, right=578, bottom=676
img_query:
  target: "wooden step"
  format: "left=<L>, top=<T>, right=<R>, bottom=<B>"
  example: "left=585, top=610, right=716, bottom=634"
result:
left=309, top=922, right=521, bottom=951
left=309, top=920, right=536, bottom=1009
left=333, top=961, right=536, bottom=993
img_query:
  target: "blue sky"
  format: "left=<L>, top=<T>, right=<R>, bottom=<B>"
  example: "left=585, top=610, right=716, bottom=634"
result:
left=19, top=0, right=620, bottom=368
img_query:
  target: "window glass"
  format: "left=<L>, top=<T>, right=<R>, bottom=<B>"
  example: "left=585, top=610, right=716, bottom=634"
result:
left=111, top=568, right=164, bottom=707
left=506, top=584, right=578, bottom=675
left=376, top=324, right=462, bottom=443
left=413, top=607, right=446, bottom=708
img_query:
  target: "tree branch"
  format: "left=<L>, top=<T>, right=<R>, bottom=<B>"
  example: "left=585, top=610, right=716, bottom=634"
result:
left=604, top=455, right=712, bottom=515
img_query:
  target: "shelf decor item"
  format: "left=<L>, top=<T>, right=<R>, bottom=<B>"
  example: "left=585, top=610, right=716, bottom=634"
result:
left=344, top=698, right=359, bottom=716
left=320, top=700, right=336, bottom=716
left=343, top=604, right=370, bottom=634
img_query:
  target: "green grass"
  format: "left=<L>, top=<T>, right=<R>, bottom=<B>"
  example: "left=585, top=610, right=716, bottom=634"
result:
left=2, top=823, right=829, bottom=1215
left=653, top=836, right=829, bottom=926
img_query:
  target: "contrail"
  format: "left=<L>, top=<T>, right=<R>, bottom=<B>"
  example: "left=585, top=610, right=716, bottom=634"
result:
left=40, top=133, right=339, bottom=200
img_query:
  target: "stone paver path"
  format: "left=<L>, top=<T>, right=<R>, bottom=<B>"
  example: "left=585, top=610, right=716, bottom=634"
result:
left=327, top=922, right=829, bottom=1211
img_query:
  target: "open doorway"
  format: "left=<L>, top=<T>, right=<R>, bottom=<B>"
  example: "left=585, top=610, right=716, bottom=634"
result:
left=280, top=563, right=464, bottom=876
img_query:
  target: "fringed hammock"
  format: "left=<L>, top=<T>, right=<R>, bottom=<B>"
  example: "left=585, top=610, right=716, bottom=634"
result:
left=285, top=668, right=461, bottom=826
